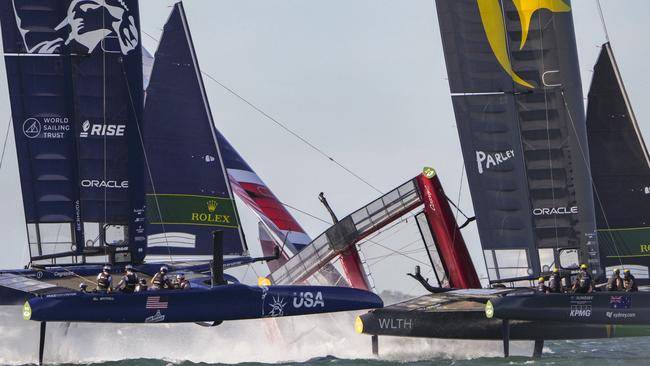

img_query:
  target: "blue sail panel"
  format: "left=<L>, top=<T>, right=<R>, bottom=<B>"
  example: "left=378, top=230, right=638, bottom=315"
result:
left=144, top=3, right=245, bottom=257
left=0, top=0, right=146, bottom=262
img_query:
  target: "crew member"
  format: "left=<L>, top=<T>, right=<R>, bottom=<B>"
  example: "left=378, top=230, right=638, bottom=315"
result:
left=135, top=278, right=148, bottom=292
left=572, top=264, right=592, bottom=294
left=96, top=265, right=113, bottom=292
left=537, top=277, right=548, bottom=293
left=79, top=282, right=89, bottom=293
left=548, top=267, right=563, bottom=293
left=117, top=264, right=139, bottom=293
left=151, top=265, right=170, bottom=290
left=607, top=268, right=623, bottom=291
left=624, top=269, right=638, bottom=292
left=174, top=273, right=191, bottom=290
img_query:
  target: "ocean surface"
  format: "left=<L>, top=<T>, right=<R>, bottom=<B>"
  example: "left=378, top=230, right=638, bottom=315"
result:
left=1, top=306, right=647, bottom=366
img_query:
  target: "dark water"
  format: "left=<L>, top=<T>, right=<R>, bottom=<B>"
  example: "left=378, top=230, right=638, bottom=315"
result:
left=2, top=307, right=648, bottom=366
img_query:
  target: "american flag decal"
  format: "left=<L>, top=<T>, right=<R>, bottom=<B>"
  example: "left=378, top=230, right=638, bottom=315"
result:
left=146, top=296, right=168, bottom=309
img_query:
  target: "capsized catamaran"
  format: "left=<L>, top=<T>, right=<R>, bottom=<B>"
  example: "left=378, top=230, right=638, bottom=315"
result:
left=0, top=0, right=382, bottom=342
left=355, top=0, right=650, bottom=357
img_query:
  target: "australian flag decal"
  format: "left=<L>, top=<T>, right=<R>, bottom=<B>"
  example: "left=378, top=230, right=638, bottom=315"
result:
left=609, top=295, right=632, bottom=309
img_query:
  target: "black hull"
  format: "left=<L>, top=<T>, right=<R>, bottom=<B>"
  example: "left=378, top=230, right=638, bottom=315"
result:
left=359, top=308, right=650, bottom=340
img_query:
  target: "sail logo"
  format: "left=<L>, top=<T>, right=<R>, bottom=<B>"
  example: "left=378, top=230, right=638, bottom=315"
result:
left=12, top=0, right=138, bottom=55
left=190, top=200, right=231, bottom=224
left=79, top=120, right=125, bottom=138
left=477, top=0, right=571, bottom=88
left=569, top=305, right=592, bottom=317
left=476, top=150, right=515, bottom=174
left=267, top=296, right=287, bottom=317
left=22, top=117, right=70, bottom=139
left=293, top=291, right=324, bottom=308
left=378, top=318, right=413, bottom=330
left=81, top=179, right=129, bottom=189
left=533, top=206, right=578, bottom=216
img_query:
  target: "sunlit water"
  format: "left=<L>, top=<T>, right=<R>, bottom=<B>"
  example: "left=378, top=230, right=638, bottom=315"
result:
left=1, top=307, right=647, bottom=366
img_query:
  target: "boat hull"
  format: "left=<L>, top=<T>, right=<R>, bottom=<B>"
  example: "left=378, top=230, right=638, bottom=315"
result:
left=25, top=284, right=383, bottom=323
left=358, top=308, right=650, bottom=340
left=489, top=291, right=650, bottom=325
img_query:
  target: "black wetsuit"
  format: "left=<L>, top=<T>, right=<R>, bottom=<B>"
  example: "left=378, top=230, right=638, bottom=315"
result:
left=548, top=274, right=563, bottom=293
left=624, top=274, right=638, bottom=292
left=607, top=275, right=623, bottom=291
left=573, top=271, right=592, bottom=293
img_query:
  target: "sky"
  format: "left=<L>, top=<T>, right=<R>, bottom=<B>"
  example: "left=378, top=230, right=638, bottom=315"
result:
left=0, top=0, right=648, bottom=294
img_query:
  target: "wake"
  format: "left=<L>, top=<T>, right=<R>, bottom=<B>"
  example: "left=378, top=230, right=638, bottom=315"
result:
left=0, top=306, right=532, bottom=364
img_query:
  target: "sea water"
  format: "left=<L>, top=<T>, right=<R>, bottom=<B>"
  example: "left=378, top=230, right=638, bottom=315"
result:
left=0, top=306, right=647, bottom=366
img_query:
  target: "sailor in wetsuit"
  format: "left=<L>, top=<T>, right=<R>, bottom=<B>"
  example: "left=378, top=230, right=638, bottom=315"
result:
left=174, top=273, right=191, bottom=290
left=572, top=264, right=592, bottom=293
left=117, top=264, right=139, bottom=293
left=547, top=267, right=563, bottom=293
left=537, top=277, right=549, bottom=293
left=150, top=266, right=171, bottom=290
left=135, top=278, right=148, bottom=292
left=607, top=268, right=624, bottom=291
left=96, top=265, right=113, bottom=292
left=624, top=269, right=638, bottom=292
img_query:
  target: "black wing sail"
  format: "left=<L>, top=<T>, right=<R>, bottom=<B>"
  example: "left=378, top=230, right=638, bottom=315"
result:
left=587, top=43, right=650, bottom=280
left=0, top=0, right=146, bottom=264
left=436, top=0, right=601, bottom=282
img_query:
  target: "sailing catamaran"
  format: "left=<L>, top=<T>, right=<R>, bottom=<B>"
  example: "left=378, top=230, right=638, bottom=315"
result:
left=354, top=0, right=650, bottom=357
left=0, top=0, right=383, bottom=349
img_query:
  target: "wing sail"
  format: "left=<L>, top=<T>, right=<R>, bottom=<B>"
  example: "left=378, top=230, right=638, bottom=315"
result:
left=436, top=0, right=601, bottom=281
left=143, top=3, right=246, bottom=258
left=587, top=43, right=650, bottom=280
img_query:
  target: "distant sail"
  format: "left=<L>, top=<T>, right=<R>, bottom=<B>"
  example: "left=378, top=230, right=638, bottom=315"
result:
left=144, top=2, right=246, bottom=257
left=436, top=0, right=600, bottom=281
left=0, top=0, right=146, bottom=263
left=587, top=43, right=650, bottom=279
left=217, top=131, right=311, bottom=253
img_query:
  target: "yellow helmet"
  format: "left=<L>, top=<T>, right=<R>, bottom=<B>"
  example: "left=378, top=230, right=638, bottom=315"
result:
left=613, top=268, right=620, bottom=274
left=538, top=277, right=545, bottom=283
left=580, top=264, right=588, bottom=270
left=552, top=267, right=559, bottom=273
left=624, top=269, right=631, bottom=273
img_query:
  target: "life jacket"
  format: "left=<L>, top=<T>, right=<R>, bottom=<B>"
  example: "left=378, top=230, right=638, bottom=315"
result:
left=624, top=275, right=638, bottom=292
left=548, top=274, right=562, bottom=293
left=151, top=272, right=167, bottom=288
left=136, top=284, right=148, bottom=292
left=121, top=272, right=138, bottom=292
left=97, top=272, right=112, bottom=290
left=607, top=275, right=622, bottom=291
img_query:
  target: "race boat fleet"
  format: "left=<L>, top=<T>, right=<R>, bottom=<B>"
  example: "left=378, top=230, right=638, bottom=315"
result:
left=0, top=0, right=648, bottom=363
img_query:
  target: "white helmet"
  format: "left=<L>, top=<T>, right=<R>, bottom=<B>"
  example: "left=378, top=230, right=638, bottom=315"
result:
left=103, top=265, right=111, bottom=273
left=160, top=266, right=168, bottom=273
